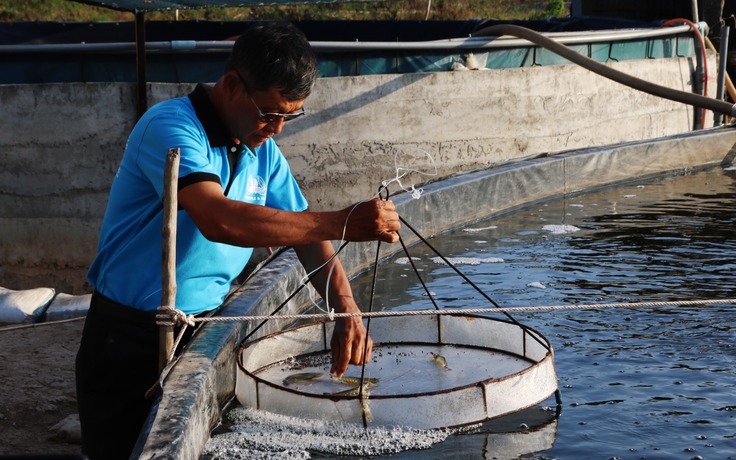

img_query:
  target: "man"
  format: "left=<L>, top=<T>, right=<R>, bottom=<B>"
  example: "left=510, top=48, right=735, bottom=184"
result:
left=76, top=21, right=400, bottom=459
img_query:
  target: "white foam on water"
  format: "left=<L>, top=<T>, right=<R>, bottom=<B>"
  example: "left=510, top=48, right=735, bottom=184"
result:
left=430, top=256, right=504, bottom=265
left=462, top=225, right=498, bottom=233
left=541, top=224, right=581, bottom=235
left=527, top=281, right=547, bottom=289
left=569, top=204, right=584, bottom=208
left=203, top=407, right=464, bottom=459
left=623, top=194, right=636, bottom=198
left=394, top=256, right=421, bottom=265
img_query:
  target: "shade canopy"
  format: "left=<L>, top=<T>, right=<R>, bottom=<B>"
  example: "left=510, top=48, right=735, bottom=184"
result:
left=70, top=0, right=384, bottom=116
left=72, top=0, right=381, bottom=13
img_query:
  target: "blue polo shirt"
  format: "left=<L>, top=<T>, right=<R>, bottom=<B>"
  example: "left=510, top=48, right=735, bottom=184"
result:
left=88, top=84, right=308, bottom=314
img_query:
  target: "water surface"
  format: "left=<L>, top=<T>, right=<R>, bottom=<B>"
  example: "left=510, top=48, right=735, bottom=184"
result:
left=208, top=166, right=736, bottom=459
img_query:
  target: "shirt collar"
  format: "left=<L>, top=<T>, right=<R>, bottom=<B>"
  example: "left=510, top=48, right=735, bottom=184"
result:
left=188, top=84, right=243, bottom=155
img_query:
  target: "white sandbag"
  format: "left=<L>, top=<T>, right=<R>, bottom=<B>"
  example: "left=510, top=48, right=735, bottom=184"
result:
left=0, top=286, right=55, bottom=324
left=44, top=293, right=91, bottom=321
left=49, top=413, right=82, bottom=444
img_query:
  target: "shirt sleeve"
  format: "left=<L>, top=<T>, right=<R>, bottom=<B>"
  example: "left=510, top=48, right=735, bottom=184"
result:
left=132, top=100, right=218, bottom=200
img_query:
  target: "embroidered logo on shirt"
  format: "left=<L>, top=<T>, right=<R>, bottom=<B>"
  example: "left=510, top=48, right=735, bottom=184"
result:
left=245, top=175, right=267, bottom=201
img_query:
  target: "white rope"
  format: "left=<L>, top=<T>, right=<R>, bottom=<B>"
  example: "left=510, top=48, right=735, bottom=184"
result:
left=156, top=305, right=196, bottom=327
left=155, top=298, right=736, bottom=325
left=155, top=305, right=197, bottom=366
left=381, top=146, right=438, bottom=199
left=147, top=306, right=196, bottom=398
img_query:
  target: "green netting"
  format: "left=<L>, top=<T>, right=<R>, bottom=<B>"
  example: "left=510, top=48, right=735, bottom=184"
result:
left=311, top=35, right=695, bottom=77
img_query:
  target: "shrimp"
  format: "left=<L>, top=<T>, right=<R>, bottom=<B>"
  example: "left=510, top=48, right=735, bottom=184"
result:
left=431, top=352, right=451, bottom=370
left=282, top=372, right=323, bottom=386
left=331, top=375, right=379, bottom=386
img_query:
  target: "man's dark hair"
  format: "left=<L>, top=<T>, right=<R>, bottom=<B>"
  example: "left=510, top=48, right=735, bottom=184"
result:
left=227, top=21, right=318, bottom=101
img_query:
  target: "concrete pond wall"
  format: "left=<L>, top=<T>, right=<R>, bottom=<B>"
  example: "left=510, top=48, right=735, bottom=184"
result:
left=0, top=53, right=714, bottom=294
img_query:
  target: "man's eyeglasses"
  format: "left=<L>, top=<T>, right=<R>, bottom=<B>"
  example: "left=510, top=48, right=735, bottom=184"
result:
left=234, top=70, right=305, bottom=123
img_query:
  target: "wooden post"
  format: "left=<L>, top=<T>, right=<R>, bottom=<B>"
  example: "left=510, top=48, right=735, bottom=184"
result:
left=159, top=148, right=180, bottom=373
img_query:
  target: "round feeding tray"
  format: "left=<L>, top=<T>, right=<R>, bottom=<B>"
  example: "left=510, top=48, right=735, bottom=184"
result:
left=236, top=313, right=558, bottom=429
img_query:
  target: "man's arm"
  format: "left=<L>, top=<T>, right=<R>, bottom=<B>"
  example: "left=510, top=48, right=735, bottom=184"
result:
left=294, top=241, right=371, bottom=377
left=180, top=180, right=396, bottom=376
left=178, top=181, right=399, bottom=247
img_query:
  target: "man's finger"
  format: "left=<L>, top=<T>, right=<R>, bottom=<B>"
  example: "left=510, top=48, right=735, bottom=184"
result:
left=351, top=340, right=364, bottom=364
left=363, top=336, right=373, bottom=364
left=379, top=231, right=400, bottom=243
left=352, top=335, right=373, bottom=365
left=332, top=345, right=351, bottom=377
left=331, top=343, right=341, bottom=375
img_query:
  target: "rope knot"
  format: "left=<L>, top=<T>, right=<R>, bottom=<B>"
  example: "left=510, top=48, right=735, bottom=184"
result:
left=156, top=305, right=196, bottom=327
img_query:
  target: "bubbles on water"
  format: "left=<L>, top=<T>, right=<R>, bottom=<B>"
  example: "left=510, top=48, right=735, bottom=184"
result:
left=393, top=256, right=421, bottom=265
left=203, top=442, right=308, bottom=460
left=204, top=407, right=464, bottom=459
left=527, top=281, right=547, bottom=289
left=462, top=225, right=498, bottom=233
left=430, top=256, right=504, bottom=265
left=541, top=224, right=581, bottom=234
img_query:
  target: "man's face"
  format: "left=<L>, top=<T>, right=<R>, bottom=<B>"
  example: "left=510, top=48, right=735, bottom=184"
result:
left=232, top=70, right=306, bottom=149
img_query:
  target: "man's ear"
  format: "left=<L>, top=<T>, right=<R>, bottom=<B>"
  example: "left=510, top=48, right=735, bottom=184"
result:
left=224, top=71, right=241, bottom=98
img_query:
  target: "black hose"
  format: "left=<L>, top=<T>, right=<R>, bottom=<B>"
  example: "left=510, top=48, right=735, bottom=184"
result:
left=473, top=24, right=736, bottom=117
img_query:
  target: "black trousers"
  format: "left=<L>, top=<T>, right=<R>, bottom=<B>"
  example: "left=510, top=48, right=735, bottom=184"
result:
left=75, top=292, right=161, bottom=460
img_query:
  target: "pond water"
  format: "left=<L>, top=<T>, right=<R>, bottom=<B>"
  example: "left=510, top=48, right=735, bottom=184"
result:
left=206, top=166, right=736, bottom=459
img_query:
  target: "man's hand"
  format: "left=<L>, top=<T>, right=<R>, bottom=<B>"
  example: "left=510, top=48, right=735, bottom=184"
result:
left=330, top=315, right=373, bottom=377
left=342, top=198, right=400, bottom=244
left=294, top=243, right=374, bottom=377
